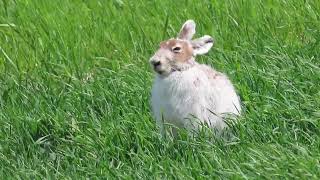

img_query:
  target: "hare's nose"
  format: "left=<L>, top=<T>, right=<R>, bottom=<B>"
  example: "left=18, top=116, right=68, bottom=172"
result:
left=151, top=60, right=161, bottom=67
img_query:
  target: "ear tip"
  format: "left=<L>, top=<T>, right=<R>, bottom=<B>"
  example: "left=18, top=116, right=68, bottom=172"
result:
left=185, top=19, right=195, bottom=24
left=203, top=35, right=214, bottom=43
left=184, top=19, right=196, bottom=27
left=203, top=35, right=213, bottom=38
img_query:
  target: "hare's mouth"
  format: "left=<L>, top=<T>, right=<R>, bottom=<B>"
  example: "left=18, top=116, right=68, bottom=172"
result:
left=156, top=70, right=165, bottom=75
left=153, top=68, right=167, bottom=75
left=154, top=68, right=178, bottom=76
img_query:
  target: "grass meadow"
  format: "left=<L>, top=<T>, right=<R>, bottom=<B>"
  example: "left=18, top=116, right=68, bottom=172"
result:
left=1, top=0, right=320, bottom=179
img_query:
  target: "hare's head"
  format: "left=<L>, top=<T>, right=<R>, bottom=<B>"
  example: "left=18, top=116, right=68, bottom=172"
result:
left=150, top=20, right=214, bottom=76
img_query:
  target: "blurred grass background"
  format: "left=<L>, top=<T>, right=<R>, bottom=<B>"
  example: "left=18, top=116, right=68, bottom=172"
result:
left=0, top=0, right=320, bottom=178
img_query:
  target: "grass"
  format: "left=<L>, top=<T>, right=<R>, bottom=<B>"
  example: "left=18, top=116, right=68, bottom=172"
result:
left=0, top=0, right=320, bottom=178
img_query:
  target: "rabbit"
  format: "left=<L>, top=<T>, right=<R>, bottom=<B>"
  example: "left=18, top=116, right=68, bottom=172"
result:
left=150, top=20, right=241, bottom=136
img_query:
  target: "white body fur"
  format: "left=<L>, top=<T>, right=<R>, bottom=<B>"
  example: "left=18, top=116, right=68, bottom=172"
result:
left=151, top=63, right=241, bottom=133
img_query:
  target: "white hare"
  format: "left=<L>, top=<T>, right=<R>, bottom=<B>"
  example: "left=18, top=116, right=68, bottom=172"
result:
left=150, top=20, right=241, bottom=136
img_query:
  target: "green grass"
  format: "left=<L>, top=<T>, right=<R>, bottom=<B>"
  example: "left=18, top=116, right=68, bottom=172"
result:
left=1, top=0, right=320, bottom=178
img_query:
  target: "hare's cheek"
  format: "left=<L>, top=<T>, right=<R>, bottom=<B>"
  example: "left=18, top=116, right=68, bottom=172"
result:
left=161, top=62, right=171, bottom=71
left=173, top=53, right=189, bottom=63
left=161, top=57, right=172, bottom=65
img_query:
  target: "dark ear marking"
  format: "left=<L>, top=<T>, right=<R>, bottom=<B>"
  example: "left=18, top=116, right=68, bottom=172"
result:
left=205, top=38, right=214, bottom=43
left=191, top=35, right=214, bottom=56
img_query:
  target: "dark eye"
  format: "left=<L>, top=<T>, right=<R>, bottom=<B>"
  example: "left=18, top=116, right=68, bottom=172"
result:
left=172, top=46, right=181, bottom=53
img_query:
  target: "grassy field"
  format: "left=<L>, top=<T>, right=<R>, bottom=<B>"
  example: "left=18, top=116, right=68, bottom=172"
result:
left=1, top=0, right=320, bottom=178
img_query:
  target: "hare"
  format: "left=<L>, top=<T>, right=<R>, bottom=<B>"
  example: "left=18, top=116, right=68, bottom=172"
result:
left=150, top=20, right=241, bottom=136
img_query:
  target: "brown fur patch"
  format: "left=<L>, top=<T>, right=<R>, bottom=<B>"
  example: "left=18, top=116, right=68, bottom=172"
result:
left=159, top=39, right=193, bottom=62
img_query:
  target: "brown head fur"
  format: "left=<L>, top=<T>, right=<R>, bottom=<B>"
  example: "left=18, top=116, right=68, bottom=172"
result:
left=159, top=39, right=194, bottom=63
left=149, top=20, right=214, bottom=77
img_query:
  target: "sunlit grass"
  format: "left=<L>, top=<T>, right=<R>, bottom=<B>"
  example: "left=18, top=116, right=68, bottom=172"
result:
left=0, top=0, right=319, bottom=178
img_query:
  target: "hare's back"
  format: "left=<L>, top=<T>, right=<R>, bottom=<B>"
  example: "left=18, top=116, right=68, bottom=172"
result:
left=198, top=64, right=241, bottom=115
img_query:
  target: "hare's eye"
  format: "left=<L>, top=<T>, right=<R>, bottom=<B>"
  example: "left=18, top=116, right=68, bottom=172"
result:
left=172, top=46, right=182, bottom=53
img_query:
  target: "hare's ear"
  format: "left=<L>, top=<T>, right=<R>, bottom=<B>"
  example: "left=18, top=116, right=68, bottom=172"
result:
left=191, top=35, right=214, bottom=56
left=177, top=20, right=196, bottom=40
